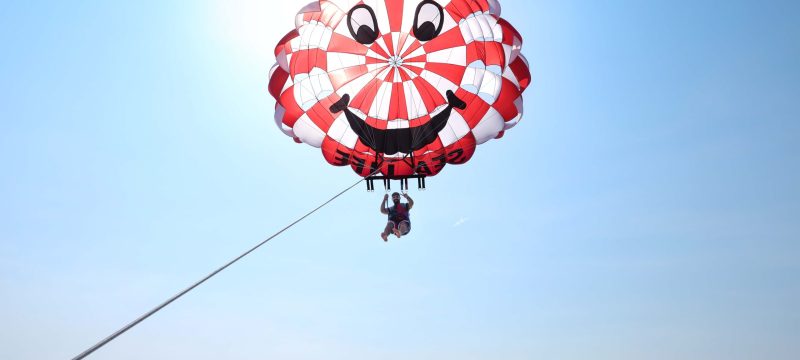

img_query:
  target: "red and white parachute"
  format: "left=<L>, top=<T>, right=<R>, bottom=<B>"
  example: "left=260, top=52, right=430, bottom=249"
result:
left=269, top=0, right=530, bottom=178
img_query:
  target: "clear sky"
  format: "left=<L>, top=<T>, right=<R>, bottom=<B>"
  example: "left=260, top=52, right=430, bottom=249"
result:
left=1, top=0, right=798, bottom=359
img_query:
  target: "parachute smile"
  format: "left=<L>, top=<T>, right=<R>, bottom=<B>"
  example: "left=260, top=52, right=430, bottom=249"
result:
left=330, top=90, right=467, bottom=155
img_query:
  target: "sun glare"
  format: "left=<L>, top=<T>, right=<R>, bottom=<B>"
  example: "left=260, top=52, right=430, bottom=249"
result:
left=209, top=0, right=309, bottom=60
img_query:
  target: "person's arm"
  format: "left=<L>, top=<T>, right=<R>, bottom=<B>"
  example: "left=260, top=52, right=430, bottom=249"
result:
left=403, top=193, right=414, bottom=210
left=380, top=194, right=389, bottom=214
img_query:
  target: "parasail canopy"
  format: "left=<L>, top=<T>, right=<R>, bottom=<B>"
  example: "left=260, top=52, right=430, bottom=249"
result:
left=269, top=0, right=530, bottom=178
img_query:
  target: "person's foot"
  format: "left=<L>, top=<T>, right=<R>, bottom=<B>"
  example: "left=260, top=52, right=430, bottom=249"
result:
left=393, top=228, right=401, bottom=238
left=381, top=233, right=388, bottom=242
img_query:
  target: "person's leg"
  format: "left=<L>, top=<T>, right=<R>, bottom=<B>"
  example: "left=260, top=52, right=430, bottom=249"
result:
left=381, top=221, right=394, bottom=241
left=398, top=221, right=410, bottom=237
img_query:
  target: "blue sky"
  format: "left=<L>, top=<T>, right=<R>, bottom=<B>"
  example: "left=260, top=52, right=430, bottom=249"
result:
left=1, top=0, right=798, bottom=359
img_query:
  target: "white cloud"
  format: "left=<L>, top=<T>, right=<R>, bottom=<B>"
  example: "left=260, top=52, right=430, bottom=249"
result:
left=453, top=217, right=469, bottom=227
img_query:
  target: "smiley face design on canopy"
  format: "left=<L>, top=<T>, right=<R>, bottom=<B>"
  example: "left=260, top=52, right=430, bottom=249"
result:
left=269, top=0, right=530, bottom=178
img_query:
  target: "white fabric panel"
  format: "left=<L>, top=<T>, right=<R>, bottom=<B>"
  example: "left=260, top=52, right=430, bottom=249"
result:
left=478, top=70, right=502, bottom=104
left=332, top=20, right=352, bottom=38
left=293, top=68, right=334, bottom=111
left=375, top=36, right=392, bottom=56
left=461, top=60, right=485, bottom=94
left=402, top=61, right=425, bottom=69
left=513, top=32, right=523, bottom=50
left=367, top=0, right=391, bottom=36
left=502, top=66, right=520, bottom=88
left=387, top=119, right=410, bottom=129
left=284, top=52, right=294, bottom=71
left=487, top=0, right=502, bottom=16
left=403, top=80, right=428, bottom=119
left=438, top=110, right=470, bottom=147
left=420, top=69, right=459, bottom=94
left=441, top=8, right=459, bottom=33
left=426, top=47, right=466, bottom=66
left=297, top=23, right=333, bottom=51
left=366, top=63, right=387, bottom=74
left=391, top=32, right=401, bottom=53
left=327, top=113, right=359, bottom=148
left=472, top=107, right=504, bottom=144
left=503, top=114, right=522, bottom=131
left=327, top=52, right=366, bottom=71
left=400, top=0, right=418, bottom=34
left=281, top=77, right=293, bottom=94
left=293, top=73, right=316, bottom=111
left=515, top=93, right=524, bottom=113
left=503, top=43, right=516, bottom=66
left=459, top=14, right=481, bottom=43
left=293, top=113, right=326, bottom=147
left=365, top=50, right=388, bottom=71
left=399, top=66, right=419, bottom=80
left=375, top=66, right=392, bottom=81
left=459, top=13, right=502, bottom=43
left=294, top=1, right=322, bottom=28
left=404, top=45, right=426, bottom=59
left=368, top=81, right=393, bottom=119
left=336, top=68, right=381, bottom=97
left=399, top=32, right=416, bottom=55
left=488, top=15, right=503, bottom=42
left=274, top=104, right=295, bottom=137
left=269, top=63, right=279, bottom=80
left=477, top=14, right=502, bottom=43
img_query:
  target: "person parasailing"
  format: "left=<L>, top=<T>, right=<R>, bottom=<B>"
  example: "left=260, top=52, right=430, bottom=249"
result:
left=380, top=192, right=413, bottom=242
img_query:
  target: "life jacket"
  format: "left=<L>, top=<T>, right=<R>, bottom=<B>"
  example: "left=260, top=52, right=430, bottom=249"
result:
left=388, top=203, right=410, bottom=222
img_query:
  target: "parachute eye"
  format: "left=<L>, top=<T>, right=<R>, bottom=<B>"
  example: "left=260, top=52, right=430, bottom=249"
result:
left=347, top=5, right=380, bottom=45
left=413, top=0, right=444, bottom=41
